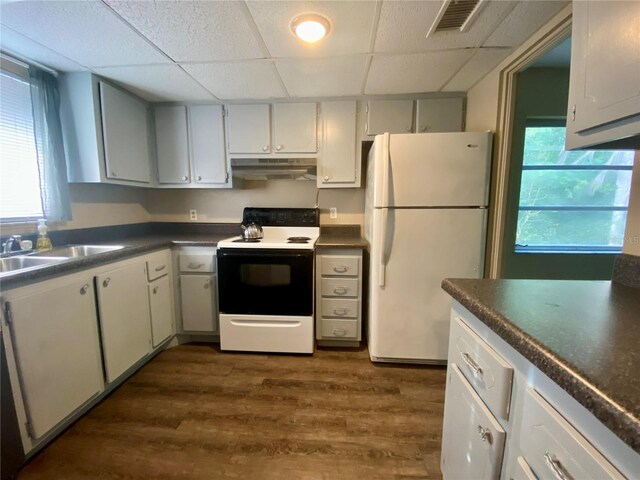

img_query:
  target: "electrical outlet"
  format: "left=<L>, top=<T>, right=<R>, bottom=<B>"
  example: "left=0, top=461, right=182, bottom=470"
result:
left=329, top=207, right=338, bottom=219
left=189, top=209, right=197, bottom=221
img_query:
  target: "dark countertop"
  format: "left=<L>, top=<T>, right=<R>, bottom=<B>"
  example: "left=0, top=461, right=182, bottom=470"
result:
left=0, top=233, right=229, bottom=291
left=442, top=278, right=640, bottom=453
left=316, top=224, right=368, bottom=249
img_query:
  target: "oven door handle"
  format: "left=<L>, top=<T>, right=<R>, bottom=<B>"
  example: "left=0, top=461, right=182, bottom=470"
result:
left=229, top=318, right=303, bottom=328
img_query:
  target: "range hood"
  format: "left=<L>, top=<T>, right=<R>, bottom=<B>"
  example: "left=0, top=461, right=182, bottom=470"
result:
left=230, top=158, right=317, bottom=181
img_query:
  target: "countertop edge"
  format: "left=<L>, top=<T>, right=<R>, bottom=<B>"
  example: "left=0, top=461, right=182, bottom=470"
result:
left=441, top=278, right=640, bottom=453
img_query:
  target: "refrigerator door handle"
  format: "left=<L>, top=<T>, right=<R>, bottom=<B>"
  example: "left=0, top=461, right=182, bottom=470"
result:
left=378, top=208, right=388, bottom=287
left=380, top=133, right=391, bottom=207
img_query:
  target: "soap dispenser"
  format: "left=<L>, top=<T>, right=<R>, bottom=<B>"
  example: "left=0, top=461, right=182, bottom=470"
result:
left=35, top=219, right=52, bottom=252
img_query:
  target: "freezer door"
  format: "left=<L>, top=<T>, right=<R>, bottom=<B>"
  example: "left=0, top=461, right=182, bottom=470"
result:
left=372, top=132, right=492, bottom=208
left=368, top=208, right=487, bottom=362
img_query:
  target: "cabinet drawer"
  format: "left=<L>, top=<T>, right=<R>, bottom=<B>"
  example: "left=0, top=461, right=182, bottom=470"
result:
left=320, top=319, right=358, bottom=339
left=450, top=315, right=513, bottom=420
left=520, top=389, right=625, bottom=480
left=321, top=298, right=358, bottom=319
left=320, top=256, right=359, bottom=276
left=179, top=254, right=215, bottom=273
left=147, top=251, right=170, bottom=281
left=321, top=278, right=359, bottom=298
left=441, top=364, right=506, bottom=480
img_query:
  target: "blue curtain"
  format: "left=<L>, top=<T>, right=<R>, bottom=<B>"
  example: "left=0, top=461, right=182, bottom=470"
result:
left=29, top=68, right=72, bottom=222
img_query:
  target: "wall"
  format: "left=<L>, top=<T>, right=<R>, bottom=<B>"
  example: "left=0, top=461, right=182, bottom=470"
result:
left=623, top=154, right=640, bottom=255
left=1, top=184, right=150, bottom=236
left=145, top=181, right=365, bottom=225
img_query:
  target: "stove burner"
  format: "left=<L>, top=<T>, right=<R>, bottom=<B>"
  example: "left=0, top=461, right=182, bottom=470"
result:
left=233, top=238, right=261, bottom=243
left=287, top=236, right=311, bottom=244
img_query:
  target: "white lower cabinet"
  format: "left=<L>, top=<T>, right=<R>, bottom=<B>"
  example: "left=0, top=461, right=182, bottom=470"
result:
left=180, top=275, right=217, bottom=332
left=442, top=302, right=635, bottom=480
left=148, top=275, right=174, bottom=347
left=2, top=276, right=104, bottom=441
left=441, top=364, right=506, bottom=479
left=96, top=262, right=152, bottom=383
left=177, top=248, right=218, bottom=334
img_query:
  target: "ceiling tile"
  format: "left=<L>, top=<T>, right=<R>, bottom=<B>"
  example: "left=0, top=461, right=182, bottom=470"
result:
left=93, top=65, right=215, bottom=102
left=374, top=0, right=517, bottom=53
left=0, top=26, right=85, bottom=72
left=484, top=1, right=568, bottom=47
left=104, top=0, right=265, bottom=62
left=442, top=48, right=512, bottom=91
left=181, top=61, right=286, bottom=100
left=365, top=50, right=474, bottom=94
left=0, top=0, right=169, bottom=68
left=246, top=1, right=377, bottom=58
left=275, top=55, right=367, bottom=97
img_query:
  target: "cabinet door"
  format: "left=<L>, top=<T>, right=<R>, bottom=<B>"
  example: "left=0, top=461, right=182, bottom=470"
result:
left=569, top=1, right=640, bottom=134
left=441, top=364, right=506, bottom=480
left=96, top=262, right=151, bottom=383
left=226, top=104, right=270, bottom=154
left=155, top=106, right=190, bottom=184
left=273, top=103, right=317, bottom=153
left=99, top=82, right=151, bottom=183
left=188, top=105, right=228, bottom=185
left=416, top=98, right=464, bottom=133
left=148, top=275, right=174, bottom=347
left=6, top=278, right=104, bottom=440
left=366, top=100, right=414, bottom=135
left=318, top=101, right=357, bottom=187
left=180, top=274, right=217, bottom=332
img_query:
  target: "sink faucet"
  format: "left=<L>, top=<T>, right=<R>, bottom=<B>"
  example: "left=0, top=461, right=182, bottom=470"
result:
left=2, top=235, right=22, bottom=254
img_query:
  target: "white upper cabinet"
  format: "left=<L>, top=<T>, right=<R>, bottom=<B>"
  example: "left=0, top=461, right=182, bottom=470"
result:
left=318, top=101, right=359, bottom=188
left=366, top=100, right=414, bottom=135
left=154, top=105, right=230, bottom=188
left=226, top=104, right=271, bottom=154
left=566, top=1, right=640, bottom=149
left=189, top=105, right=228, bottom=185
left=155, top=106, right=190, bottom=184
left=273, top=103, right=317, bottom=153
left=59, top=73, right=153, bottom=186
left=99, top=82, right=151, bottom=183
left=416, top=98, right=464, bottom=133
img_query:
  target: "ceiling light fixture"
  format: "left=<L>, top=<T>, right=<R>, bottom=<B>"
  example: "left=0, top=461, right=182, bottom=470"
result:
left=290, top=14, right=331, bottom=43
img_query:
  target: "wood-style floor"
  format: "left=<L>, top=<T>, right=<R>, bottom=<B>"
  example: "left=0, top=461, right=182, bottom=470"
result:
left=19, top=344, right=447, bottom=479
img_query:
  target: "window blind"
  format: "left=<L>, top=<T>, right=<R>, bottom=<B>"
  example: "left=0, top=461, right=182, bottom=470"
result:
left=0, top=69, right=44, bottom=221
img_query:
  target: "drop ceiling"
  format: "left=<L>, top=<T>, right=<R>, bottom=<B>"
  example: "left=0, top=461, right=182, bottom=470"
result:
left=0, top=0, right=568, bottom=102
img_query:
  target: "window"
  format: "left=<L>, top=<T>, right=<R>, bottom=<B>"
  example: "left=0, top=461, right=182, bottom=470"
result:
left=515, top=125, right=634, bottom=253
left=0, top=68, right=43, bottom=222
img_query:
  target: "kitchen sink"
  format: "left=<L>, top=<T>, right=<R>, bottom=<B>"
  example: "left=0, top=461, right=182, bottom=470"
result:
left=0, top=256, right=67, bottom=274
left=38, top=245, right=125, bottom=257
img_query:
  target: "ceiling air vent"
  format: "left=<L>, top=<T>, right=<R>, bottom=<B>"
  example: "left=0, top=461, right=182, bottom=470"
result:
left=426, top=0, right=487, bottom=37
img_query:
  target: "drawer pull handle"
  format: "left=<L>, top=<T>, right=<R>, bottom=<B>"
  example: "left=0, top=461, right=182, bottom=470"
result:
left=477, top=425, right=492, bottom=444
left=154, top=265, right=166, bottom=272
left=332, top=328, right=347, bottom=337
left=333, top=308, right=348, bottom=316
left=102, top=277, right=111, bottom=288
left=333, top=287, right=348, bottom=295
left=544, top=452, right=570, bottom=480
left=462, top=352, right=483, bottom=376
left=80, top=284, right=89, bottom=295
left=333, top=266, right=348, bottom=273
left=188, top=262, right=204, bottom=269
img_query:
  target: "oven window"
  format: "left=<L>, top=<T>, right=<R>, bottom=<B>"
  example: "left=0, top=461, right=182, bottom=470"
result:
left=241, top=264, right=291, bottom=287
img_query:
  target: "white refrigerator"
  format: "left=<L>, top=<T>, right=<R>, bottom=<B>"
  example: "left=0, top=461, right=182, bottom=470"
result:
left=364, top=132, right=492, bottom=363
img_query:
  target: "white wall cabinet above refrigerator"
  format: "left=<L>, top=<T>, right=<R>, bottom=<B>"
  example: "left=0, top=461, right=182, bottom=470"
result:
left=225, top=102, right=318, bottom=157
left=416, top=98, right=464, bottom=133
left=59, top=72, right=154, bottom=186
left=154, top=105, right=231, bottom=188
left=565, top=1, right=640, bottom=150
left=365, top=99, right=414, bottom=135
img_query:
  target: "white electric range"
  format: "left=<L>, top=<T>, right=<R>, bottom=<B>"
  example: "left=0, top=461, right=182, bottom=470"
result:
left=217, top=208, right=319, bottom=354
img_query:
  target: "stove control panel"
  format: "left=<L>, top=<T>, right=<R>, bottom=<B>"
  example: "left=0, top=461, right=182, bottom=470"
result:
left=242, top=208, right=319, bottom=227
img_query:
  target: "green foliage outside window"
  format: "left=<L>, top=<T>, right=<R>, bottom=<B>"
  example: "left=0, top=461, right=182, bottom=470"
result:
left=516, top=127, right=634, bottom=251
